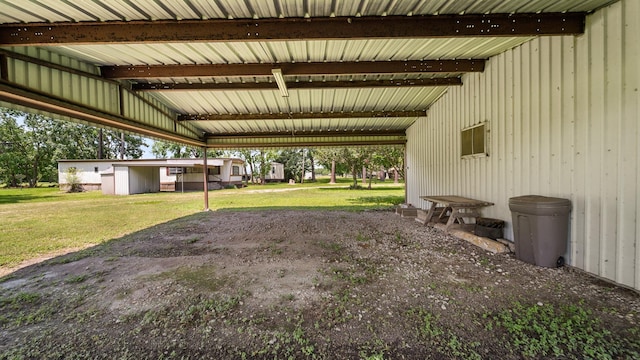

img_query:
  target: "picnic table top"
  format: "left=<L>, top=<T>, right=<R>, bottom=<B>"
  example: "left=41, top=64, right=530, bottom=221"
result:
left=419, top=195, right=494, bottom=208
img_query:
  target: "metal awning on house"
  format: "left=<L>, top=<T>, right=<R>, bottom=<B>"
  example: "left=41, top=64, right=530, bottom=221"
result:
left=0, top=0, right=615, bottom=148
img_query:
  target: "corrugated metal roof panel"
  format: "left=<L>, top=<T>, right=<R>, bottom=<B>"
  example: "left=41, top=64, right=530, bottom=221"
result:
left=41, top=37, right=532, bottom=67
left=0, top=0, right=618, bottom=24
left=152, top=87, right=447, bottom=115
left=194, top=116, right=417, bottom=134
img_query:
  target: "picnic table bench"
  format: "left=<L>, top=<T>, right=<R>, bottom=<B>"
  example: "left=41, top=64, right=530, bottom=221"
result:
left=419, top=195, right=494, bottom=231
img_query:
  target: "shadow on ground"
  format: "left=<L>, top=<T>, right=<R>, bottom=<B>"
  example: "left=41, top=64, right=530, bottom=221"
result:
left=1, top=209, right=639, bottom=359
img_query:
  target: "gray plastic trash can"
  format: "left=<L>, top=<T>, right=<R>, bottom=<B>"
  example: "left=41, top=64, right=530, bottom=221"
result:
left=509, top=195, right=572, bottom=268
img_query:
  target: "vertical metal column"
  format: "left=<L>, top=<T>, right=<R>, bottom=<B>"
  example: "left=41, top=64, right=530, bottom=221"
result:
left=203, top=147, right=209, bottom=211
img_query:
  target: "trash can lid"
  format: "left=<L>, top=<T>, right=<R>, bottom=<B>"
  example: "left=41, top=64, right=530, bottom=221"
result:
left=509, top=195, right=571, bottom=207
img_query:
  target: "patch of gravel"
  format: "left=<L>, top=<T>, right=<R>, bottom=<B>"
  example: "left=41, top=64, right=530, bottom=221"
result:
left=1, top=209, right=638, bottom=359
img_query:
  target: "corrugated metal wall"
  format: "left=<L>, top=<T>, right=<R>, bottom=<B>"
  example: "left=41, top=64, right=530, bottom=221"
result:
left=2, top=47, right=201, bottom=142
left=128, top=167, right=160, bottom=194
left=406, top=0, right=640, bottom=290
left=113, top=166, right=130, bottom=196
left=5, top=48, right=119, bottom=115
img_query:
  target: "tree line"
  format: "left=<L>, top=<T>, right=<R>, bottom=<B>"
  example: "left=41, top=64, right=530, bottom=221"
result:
left=151, top=145, right=405, bottom=188
left=0, top=109, right=146, bottom=187
left=1, top=108, right=404, bottom=189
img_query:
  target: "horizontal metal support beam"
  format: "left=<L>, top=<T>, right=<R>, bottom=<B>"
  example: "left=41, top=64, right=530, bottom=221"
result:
left=132, top=77, right=462, bottom=91
left=179, top=110, right=425, bottom=121
left=0, top=81, right=205, bottom=147
left=0, top=13, right=585, bottom=46
left=103, top=61, right=483, bottom=79
left=206, top=139, right=406, bottom=149
left=206, top=130, right=406, bottom=139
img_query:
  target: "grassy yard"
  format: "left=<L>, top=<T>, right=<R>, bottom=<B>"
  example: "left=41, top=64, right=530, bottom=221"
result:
left=0, top=178, right=404, bottom=269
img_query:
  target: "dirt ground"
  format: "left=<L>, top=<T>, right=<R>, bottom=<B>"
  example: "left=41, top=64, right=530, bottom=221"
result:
left=1, top=209, right=639, bottom=359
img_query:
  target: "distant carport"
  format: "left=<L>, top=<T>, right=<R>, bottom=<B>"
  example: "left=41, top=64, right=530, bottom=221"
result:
left=99, top=159, right=216, bottom=196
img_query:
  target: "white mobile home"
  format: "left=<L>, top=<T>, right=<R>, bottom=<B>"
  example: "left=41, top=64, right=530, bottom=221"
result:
left=58, top=160, right=113, bottom=191
left=58, top=158, right=245, bottom=195
left=263, top=162, right=285, bottom=182
left=160, top=158, right=245, bottom=191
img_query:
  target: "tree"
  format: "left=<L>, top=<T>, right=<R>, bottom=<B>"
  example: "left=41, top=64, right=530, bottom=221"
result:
left=65, top=167, right=82, bottom=192
left=14, top=112, right=60, bottom=186
left=0, top=108, right=148, bottom=187
left=256, top=150, right=277, bottom=184
left=371, top=146, right=405, bottom=182
left=275, top=149, right=304, bottom=183
left=151, top=140, right=220, bottom=159
left=0, top=112, right=29, bottom=187
left=335, top=147, right=371, bottom=189
left=307, top=148, right=316, bottom=182
left=236, top=149, right=258, bottom=184
left=100, top=130, right=146, bottom=160
left=315, top=148, right=349, bottom=183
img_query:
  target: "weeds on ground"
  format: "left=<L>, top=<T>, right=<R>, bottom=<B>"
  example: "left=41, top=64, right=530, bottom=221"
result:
left=317, top=240, right=344, bottom=252
left=178, top=291, right=247, bottom=326
left=407, top=308, right=482, bottom=359
left=358, top=338, right=389, bottom=360
left=486, top=300, right=640, bottom=359
left=65, top=274, right=88, bottom=284
left=356, top=232, right=371, bottom=242
left=150, top=265, right=229, bottom=292
left=252, top=313, right=319, bottom=359
left=320, top=288, right=362, bottom=328
left=45, top=250, right=95, bottom=265
left=185, top=237, right=200, bottom=244
left=0, top=291, right=56, bottom=326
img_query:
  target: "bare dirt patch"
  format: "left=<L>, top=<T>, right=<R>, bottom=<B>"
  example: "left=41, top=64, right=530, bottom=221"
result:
left=1, top=210, right=639, bottom=359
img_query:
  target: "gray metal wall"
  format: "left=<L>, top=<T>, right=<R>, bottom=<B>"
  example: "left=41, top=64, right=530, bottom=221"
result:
left=128, top=167, right=160, bottom=195
left=113, top=166, right=130, bottom=196
left=406, top=0, right=640, bottom=290
left=1, top=47, right=202, bottom=143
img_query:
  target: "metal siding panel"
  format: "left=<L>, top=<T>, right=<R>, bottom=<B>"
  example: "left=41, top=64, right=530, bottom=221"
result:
left=602, top=6, right=622, bottom=282
left=406, top=0, right=640, bottom=289
left=587, top=10, right=605, bottom=278
left=6, top=56, right=121, bottom=115
left=550, top=37, right=564, bottom=195
left=114, top=166, right=129, bottom=195
left=538, top=37, right=551, bottom=195
left=492, top=54, right=505, bottom=216
left=620, top=0, right=640, bottom=290
left=504, top=49, right=515, bottom=210
left=561, top=36, right=577, bottom=267
left=574, top=23, right=590, bottom=272
left=129, top=167, right=143, bottom=194
left=612, top=0, right=639, bottom=288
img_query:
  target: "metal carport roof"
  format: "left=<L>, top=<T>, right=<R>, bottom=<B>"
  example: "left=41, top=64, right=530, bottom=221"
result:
left=0, top=0, right=617, bottom=148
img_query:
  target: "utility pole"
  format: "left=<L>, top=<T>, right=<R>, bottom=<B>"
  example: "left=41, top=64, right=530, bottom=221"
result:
left=98, top=129, right=103, bottom=159
left=300, top=148, right=305, bottom=184
left=203, top=147, right=209, bottom=211
left=119, top=132, right=125, bottom=160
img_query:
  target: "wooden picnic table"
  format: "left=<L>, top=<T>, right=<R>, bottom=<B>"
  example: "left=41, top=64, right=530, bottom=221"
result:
left=419, top=195, right=494, bottom=231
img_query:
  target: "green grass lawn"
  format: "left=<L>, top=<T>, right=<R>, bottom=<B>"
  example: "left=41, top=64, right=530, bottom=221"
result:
left=0, top=178, right=404, bottom=269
